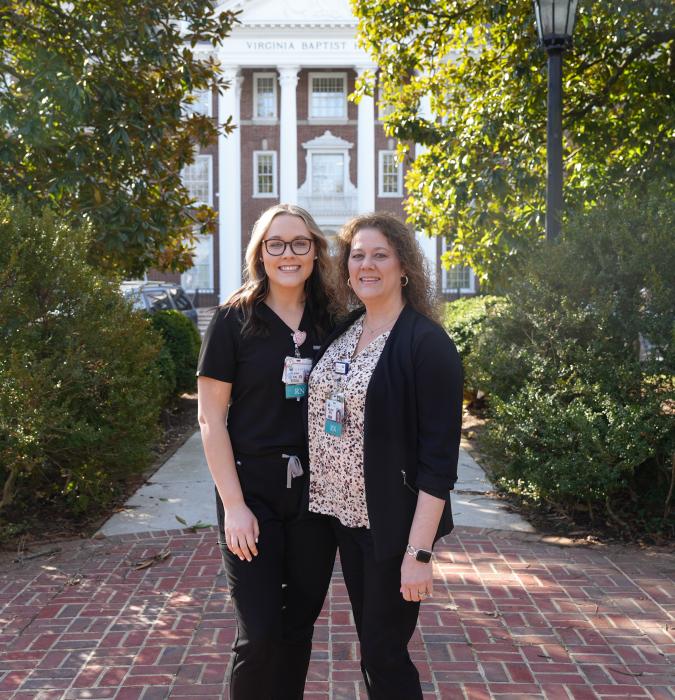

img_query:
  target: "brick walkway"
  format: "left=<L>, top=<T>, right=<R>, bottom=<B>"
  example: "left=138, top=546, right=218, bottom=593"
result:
left=1, top=527, right=673, bottom=700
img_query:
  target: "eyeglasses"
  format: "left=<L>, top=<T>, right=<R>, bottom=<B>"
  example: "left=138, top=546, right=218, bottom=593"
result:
left=263, top=238, right=314, bottom=256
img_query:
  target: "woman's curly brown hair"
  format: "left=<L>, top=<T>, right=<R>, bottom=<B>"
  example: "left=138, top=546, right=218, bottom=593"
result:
left=334, top=212, right=439, bottom=321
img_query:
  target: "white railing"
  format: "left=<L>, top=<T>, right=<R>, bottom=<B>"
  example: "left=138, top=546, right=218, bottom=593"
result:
left=297, top=194, right=358, bottom=218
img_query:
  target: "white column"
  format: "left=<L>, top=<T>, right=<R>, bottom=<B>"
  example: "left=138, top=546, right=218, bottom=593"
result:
left=278, top=66, right=299, bottom=204
left=356, top=65, right=375, bottom=214
left=218, top=67, right=243, bottom=303
left=415, top=93, right=437, bottom=289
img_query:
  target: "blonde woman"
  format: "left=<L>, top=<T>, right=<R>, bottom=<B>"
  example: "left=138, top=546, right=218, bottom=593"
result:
left=197, top=204, right=337, bottom=699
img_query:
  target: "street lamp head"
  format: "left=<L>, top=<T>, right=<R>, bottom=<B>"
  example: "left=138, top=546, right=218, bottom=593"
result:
left=533, top=0, right=579, bottom=50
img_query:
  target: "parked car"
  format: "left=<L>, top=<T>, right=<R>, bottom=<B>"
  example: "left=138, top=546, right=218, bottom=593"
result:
left=120, top=281, right=199, bottom=327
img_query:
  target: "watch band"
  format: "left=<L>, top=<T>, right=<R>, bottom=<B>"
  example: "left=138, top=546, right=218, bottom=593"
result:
left=406, top=543, right=432, bottom=563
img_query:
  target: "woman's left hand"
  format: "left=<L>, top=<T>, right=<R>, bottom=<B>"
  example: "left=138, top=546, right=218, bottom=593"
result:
left=400, top=557, right=434, bottom=602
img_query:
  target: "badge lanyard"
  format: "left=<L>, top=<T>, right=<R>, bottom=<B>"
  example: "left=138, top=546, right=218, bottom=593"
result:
left=324, top=359, right=348, bottom=436
left=282, top=329, right=312, bottom=400
left=325, top=322, right=363, bottom=437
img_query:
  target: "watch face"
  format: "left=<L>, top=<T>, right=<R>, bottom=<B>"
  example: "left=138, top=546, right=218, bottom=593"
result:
left=416, top=549, right=432, bottom=564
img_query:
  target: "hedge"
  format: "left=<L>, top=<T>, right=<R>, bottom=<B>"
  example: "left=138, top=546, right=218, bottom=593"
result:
left=0, top=199, right=165, bottom=520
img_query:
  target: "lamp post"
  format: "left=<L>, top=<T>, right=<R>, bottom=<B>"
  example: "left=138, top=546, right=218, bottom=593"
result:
left=533, top=0, right=579, bottom=241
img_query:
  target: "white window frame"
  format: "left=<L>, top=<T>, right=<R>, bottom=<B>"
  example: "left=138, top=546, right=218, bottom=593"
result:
left=181, top=232, right=214, bottom=292
left=441, top=241, right=476, bottom=294
left=378, top=150, right=403, bottom=197
left=308, top=72, right=348, bottom=121
left=181, top=154, right=213, bottom=207
left=253, top=150, right=278, bottom=198
left=307, top=151, right=349, bottom=196
left=253, top=72, right=277, bottom=122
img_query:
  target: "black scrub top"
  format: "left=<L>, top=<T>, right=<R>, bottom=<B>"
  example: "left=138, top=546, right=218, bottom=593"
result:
left=197, top=302, right=321, bottom=457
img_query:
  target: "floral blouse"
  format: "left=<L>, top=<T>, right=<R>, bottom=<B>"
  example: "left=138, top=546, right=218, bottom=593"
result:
left=308, top=315, right=390, bottom=528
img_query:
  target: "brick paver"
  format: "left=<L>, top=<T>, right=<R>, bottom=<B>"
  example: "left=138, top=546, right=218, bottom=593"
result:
left=1, top=527, right=673, bottom=699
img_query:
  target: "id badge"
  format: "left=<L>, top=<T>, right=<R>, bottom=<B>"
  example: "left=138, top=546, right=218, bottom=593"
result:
left=283, top=357, right=313, bottom=399
left=324, top=393, right=345, bottom=437
left=333, top=359, right=350, bottom=376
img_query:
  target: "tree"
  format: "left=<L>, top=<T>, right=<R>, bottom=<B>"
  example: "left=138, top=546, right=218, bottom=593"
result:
left=353, top=0, right=674, bottom=284
left=0, top=1, right=237, bottom=275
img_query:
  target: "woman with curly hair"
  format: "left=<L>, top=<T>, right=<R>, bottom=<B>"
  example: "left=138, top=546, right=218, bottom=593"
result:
left=197, top=204, right=337, bottom=699
left=307, top=212, right=463, bottom=699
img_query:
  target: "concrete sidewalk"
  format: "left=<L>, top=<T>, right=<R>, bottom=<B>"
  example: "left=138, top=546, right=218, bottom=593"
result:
left=2, top=436, right=673, bottom=699
left=99, top=431, right=534, bottom=537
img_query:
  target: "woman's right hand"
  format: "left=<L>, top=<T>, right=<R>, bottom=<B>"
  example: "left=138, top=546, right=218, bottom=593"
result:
left=223, top=502, right=260, bottom=562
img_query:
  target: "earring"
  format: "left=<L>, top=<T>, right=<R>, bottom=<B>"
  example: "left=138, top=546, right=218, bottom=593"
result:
left=401, top=275, right=409, bottom=287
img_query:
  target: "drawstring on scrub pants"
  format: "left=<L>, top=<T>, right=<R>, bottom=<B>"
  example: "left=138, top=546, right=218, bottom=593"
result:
left=282, top=454, right=304, bottom=488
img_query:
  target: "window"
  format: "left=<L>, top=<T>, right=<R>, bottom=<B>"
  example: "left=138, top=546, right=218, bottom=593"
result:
left=446, top=265, right=473, bottom=291
left=309, top=73, right=347, bottom=120
left=312, top=154, right=344, bottom=195
left=253, top=73, right=277, bottom=120
left=379, top=151, right=402, bottom=197
left=184, top=88, right=212, bottom=117
left=441, top=239, right=476, bottom=294
left=253, top=151, right=277, bottom=197
left=181, top=154, right=212, bottom=206
left=181, top=234, right=214, bottom=292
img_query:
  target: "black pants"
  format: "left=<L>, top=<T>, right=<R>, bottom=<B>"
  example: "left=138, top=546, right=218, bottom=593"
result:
left=217, top=454, right=336, bottom=700
left=333, top=519, right=423, bottom=700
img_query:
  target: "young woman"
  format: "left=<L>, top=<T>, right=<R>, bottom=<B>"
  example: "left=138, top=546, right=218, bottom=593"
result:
left=197, top=204, right=337, bottom=700
left=307, top=212, right=463, bottom=700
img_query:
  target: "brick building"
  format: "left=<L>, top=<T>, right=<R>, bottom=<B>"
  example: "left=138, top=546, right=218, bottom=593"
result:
left=156, top=0, right=477, bottom=307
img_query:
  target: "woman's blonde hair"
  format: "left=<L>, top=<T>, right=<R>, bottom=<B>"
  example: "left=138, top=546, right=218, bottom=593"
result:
left=227, top=204, right=336, bottom=337
left=334, top=211, right=438, bottom=320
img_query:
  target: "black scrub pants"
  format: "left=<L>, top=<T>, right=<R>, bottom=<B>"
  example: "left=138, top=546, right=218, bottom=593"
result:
left=217, top=453, right=336, bottom=700
left=333, top=519, right=423, bottom=700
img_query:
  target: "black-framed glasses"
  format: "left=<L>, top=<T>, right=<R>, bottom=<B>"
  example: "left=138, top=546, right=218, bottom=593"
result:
left=263, top=238, right=313, bottom=256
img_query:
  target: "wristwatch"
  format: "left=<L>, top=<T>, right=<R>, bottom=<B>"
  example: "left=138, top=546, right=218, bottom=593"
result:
left=406, top=543, right=433, bottom=563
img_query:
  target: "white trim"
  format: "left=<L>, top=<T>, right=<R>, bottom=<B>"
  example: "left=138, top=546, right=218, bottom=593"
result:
left=181, top=233, right=214, bottom=292
left=308, top=71, right=347, bottom=121
left=378, top=150, right=402, bottom=197
left=253, top=150, right=278, bottom=197
left=181, top=154, right=213, bottom=207
left=252, top=71, right=278, bottom=121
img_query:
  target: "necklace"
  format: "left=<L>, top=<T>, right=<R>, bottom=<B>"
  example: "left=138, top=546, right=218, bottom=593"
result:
left=362, top=307, right=403, bottom=337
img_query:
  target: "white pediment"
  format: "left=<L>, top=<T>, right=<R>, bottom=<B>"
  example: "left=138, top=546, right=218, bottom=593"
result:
left=217, top=0, right=357, bottom=26
left=302, top=130, right=353, bottom=150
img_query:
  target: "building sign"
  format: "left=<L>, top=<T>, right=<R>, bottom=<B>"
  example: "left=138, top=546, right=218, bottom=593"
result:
left=244, top=40, right=357, bottom=52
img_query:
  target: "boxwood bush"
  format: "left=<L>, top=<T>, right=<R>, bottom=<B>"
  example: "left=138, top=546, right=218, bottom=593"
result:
left=474, top=178, right=675, bottom=534
left=442, top=295, right=506, bottom=399
left=0, top=199, right=165, bottom=520
left=150, top=310, right=201, bottom=396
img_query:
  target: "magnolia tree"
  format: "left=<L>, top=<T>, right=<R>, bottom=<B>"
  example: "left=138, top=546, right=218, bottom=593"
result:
left=0, top=1, right=238, bottom=275
left=353, top=0, right=674, bottom=284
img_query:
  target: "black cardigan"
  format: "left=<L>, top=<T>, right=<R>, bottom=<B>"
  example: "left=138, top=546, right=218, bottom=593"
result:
left=309, top=304, right=464, bottom=561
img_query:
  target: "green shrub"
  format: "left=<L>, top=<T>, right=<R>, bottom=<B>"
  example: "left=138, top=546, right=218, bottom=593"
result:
left=150, top=310, right=200, bottom=396
left=442, top=295, right=506, bottom=397
left=154, top=344, right=177, bottom=400
left=476, top=178, right=675, bottom=533
left=0, top=199, right=165, bottom=519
